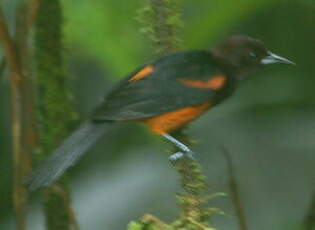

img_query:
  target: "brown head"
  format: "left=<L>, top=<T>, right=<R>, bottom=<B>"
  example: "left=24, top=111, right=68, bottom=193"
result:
left=211, top=35, right=294, bottom=78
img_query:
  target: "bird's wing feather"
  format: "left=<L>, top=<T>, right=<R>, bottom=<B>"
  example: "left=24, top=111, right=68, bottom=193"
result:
left=92, top=50, right=228, bottom=121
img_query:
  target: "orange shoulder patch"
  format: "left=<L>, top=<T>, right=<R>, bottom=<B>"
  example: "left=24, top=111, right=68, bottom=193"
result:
left=179, top=75, right=226, bottom=90
left=129, top=65, right=154, bottom=83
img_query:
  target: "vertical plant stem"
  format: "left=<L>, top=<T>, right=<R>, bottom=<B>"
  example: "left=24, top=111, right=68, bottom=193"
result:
left=172, top=132, right=218, bottom=229
left=222, top=149, right=248, bottom=230
left=34, top=0, right=78, bottom=229
left=0, top=58, right=6, bottom=79
left=150, top=0, right=179, bottom=54
left=16, top=0, right=39, bottom=185
left=304, top=191, right=315, bottom=230
left=143, top=0, right=217, bottom=224
left=0, top=8, right=26, bottom=230
left=138, top=0, right=182, bottom=55
left=175, top=159, right=210, bottom=223
left=138, top=1, right=219, bottom=229
left=27, top=0, right=40, bottom=27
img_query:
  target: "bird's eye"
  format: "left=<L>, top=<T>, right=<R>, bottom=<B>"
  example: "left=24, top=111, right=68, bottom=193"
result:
left=249, top=52, right=257, bottom=59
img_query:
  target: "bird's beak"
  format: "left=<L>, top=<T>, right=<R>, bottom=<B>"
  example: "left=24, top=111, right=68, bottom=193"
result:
left=261, top=51, right=295, bottom=65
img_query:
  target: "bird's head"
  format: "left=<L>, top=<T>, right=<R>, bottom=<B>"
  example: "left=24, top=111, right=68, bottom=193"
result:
left=211, top=35, right=295, bottom=78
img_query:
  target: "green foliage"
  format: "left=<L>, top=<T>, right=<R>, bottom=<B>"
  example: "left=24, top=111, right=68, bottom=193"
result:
left=127, top=221, right=144, bottom=230
left=61, top=0, right=149, bottom=77
left=127, top=215, right=171, bottom=230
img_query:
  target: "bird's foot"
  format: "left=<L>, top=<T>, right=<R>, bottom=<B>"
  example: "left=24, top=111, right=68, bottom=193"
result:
left=169, top=150, right=195, bottom=164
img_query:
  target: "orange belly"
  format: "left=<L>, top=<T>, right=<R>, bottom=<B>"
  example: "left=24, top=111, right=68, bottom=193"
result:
left=141, top=101, right=211, bottom=134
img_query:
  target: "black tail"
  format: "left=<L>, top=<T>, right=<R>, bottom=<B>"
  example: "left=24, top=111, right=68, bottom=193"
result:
left=26, top=120, right=114, bottom=191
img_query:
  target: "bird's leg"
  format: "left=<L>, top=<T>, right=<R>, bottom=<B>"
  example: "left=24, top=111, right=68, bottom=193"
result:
left=162, top=133, right=195, bottom=162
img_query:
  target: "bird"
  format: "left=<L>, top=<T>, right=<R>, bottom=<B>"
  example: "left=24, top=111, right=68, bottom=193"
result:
left=25, top=35, right=294, bottom=191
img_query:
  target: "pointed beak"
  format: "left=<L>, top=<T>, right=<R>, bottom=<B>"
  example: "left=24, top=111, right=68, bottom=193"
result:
left=261, top=51, right=295, bottom=65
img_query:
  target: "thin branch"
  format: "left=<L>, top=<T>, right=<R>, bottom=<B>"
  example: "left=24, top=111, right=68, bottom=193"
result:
left=34, top=0, right=78, bottom=229
left=222, top=147, right=248, bottom=230
left=0, top=8, right=26, bottom=230
left=27, top=0, right=40, bottom=28
left=16, top=0, right=39, bottom=160
left=171, top=131, right=221, bottom=229
left=138, top=0, right=182, bottom=55
left=131, top=1, right=222, bottom=229
left=0, top=58, right=6, bottom=80
left=51, top=185, right=81, bottom=230
left=0, top=10, right=23, bottom=83
left=304, top=190, right=315, bottom=230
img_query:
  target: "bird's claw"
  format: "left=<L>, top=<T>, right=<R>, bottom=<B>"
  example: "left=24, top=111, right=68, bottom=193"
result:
left=169, top=152, right=184, bottom=162
left=169, top=150, right=195, bottom=164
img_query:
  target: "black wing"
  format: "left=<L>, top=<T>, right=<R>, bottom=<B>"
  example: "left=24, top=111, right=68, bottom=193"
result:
left=92, top=50, right=229, bottom=121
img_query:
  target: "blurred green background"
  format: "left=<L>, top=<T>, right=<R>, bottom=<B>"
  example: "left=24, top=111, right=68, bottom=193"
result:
left=1, top=0, right=314, bottom=229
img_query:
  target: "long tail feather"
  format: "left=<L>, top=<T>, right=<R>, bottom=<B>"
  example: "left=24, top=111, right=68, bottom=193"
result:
left=26, top=120, right=114, bottom=191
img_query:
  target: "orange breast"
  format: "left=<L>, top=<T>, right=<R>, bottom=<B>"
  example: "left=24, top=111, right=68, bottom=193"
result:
left=142, top=101, right=211, bottom=134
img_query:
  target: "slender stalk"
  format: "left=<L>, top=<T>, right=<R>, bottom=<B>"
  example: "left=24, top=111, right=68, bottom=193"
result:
left=16, top=0, right=39, bottom=189
left=136, top=2, right=221, bottom=229
left=175, top=158, right=211, bottom=224
left=304, top=191, right=315, bottom=230
left=0, top=58, right=6, bottom=79
left=138, top=0, right=182, bottom=54
left=144, top=1, right=217, bottom=227
left=170, top=131, right=221, bottom=230
left=26, top=0, right=40, bottom=28
left=150, top=0, right=179, bottom=54
left=222, top=149, right=248, bottom=230
left=0, top=8, right=26, bottom=230
left=34, top=0, right=78, bottom=229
